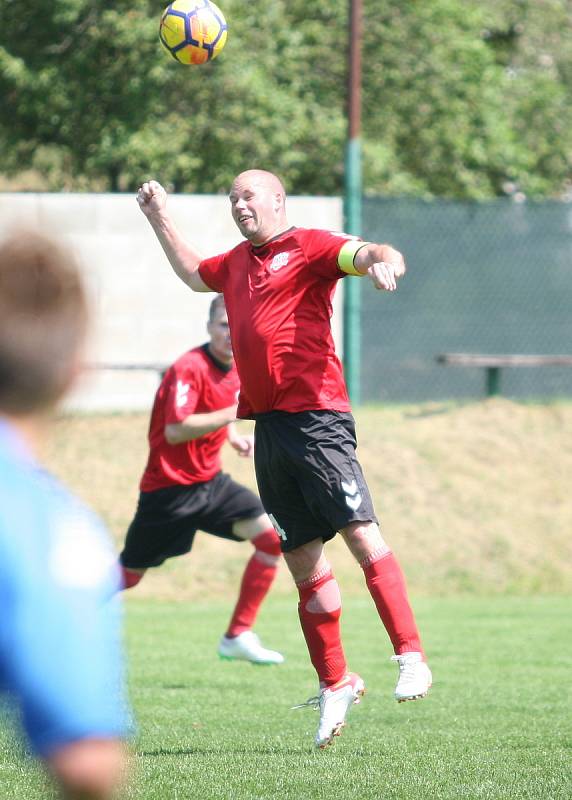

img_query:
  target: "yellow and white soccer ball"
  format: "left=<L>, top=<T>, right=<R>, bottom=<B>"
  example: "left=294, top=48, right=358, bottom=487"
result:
left=159, top=0, right=228, bottom=65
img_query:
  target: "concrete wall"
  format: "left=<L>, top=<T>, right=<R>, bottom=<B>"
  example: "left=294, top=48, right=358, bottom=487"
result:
left=0, top=193, right=343, bottom=411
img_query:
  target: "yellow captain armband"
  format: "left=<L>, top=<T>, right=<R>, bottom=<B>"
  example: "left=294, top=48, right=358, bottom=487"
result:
left=337, top=239, right=370, bottom=275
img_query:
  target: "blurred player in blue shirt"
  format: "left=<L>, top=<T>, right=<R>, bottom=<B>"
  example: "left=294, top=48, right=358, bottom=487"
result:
left=0, top=232, right=130, bottom=799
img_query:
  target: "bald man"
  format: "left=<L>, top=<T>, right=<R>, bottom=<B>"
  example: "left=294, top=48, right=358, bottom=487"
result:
left=136, top=170, right=432, bottom=749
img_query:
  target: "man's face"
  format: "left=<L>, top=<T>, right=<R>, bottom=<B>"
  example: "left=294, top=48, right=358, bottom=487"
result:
left=207, top=307, right=233, bottom=364
left=229, top=174, right=282, bottom=245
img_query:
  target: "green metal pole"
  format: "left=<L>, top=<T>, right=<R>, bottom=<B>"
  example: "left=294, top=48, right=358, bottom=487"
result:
left=486, top=366, right=501, bottom=397
left=344, top=139, right=362, bottom=405
left=343, top=0, right=362, bottom=406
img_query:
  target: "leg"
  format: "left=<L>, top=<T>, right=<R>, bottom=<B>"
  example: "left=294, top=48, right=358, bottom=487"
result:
left=252, top=415, right=372, bottom=746
left=217, top=512, right=284, bottom=665
left=341, top=520, right=431, bottom=701
left=284, top=537, right=347, bottom=687
left=224, top=513, right=281, bottom=638
left=341, top=520, right=422, bottom=654
left=286, top=538, right=365, bottom=748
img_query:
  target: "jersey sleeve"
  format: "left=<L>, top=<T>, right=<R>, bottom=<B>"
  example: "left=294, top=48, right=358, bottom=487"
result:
left=163, top=358, right=203, bottom=424
left=301, top=229, right=368, bottom=280
left=0, top=488, right=131, bottom=756
left=198, top=251, right=228, bottom=292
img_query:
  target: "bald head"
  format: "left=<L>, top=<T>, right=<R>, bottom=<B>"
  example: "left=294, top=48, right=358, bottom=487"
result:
left=229, top=170, right=289, bottom=245
left=232, top=170, right=286, bottom=197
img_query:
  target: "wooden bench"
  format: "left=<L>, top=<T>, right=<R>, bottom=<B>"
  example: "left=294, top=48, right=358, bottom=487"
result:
left=435, top=353, right=572, bottom=397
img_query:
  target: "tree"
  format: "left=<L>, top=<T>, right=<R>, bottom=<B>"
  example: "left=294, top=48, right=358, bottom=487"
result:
left=0, top=0, right=167, bottom=189
left=478, top=0, right=572, bottom=197
left=0, top=0, right=570, bottom=197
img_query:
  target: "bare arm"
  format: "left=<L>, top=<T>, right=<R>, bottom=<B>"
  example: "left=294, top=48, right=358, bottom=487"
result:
left=136, top=180, right=212, bottom=293
left=47, top=738, right=128, bottom=800
left=227, top=422, right=254, bottom=458
left=164, top=404, right=237, bottom=445
left=353, top=242, right=406, bottom=292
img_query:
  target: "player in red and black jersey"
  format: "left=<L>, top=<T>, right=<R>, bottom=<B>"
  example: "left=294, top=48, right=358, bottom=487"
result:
left=136, top=170, right=432, bottom=747
left=119, top=295, right=284, bottom=665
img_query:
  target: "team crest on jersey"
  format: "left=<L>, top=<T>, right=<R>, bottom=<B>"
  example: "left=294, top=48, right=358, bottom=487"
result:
left=269, top=252, right=289, bottom=271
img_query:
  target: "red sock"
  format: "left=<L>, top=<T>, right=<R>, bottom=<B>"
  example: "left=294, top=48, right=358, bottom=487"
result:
left=226, top=529, right=280, bottom=637
left=120, top=566, right=144, bottom=590
left=362, top=550, right=424, bottom=656
left=297, top=568, right=347, bottom=687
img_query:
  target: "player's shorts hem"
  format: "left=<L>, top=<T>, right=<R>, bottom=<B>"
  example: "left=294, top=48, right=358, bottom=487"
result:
left=119, top=550, right=169, bottom=570
left=279, top=530, right=336, bottom=553
left=277, top=514, right=378, bottom=553
left=119, top=473, right=263, bottom=568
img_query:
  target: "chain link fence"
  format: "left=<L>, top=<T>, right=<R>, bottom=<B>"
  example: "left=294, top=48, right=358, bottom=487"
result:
left=360, top=198, right=572, bottom=402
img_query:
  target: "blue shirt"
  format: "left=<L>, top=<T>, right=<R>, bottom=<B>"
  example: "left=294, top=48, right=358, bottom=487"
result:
left=0, top=420, right=130, bottom=755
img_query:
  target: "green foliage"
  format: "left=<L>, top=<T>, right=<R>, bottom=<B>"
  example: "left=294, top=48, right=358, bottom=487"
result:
left=0, top=0, right=166, bottom=187
left=0, top=0, right=570, bottom=196
left=362, top=2, right=517, bottom=198
left=477, top=0, right=572, bottom=197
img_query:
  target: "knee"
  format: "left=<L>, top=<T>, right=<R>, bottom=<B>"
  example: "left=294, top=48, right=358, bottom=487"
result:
left=252, top=529, right=282, bottom=557
left=341, top=521, right=389, bottom=562
left=342, top=519, right=378, bottom=540
left=285, top=542, right=329, bottom=584
left=303, top=576, right=342, bottom=615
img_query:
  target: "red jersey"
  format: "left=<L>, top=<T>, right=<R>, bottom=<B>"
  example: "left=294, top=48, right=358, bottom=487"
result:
left=198, top=227, right=352, bottom=418
left=140, top=345, right=239, bottom=492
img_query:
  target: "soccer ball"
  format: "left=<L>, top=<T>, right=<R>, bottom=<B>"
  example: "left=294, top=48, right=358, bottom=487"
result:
left=159, top=0, right=228, bottom=65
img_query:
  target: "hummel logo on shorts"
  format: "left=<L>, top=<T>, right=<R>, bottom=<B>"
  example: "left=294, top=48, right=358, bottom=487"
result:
left=342, top=479, right=362, bottom=511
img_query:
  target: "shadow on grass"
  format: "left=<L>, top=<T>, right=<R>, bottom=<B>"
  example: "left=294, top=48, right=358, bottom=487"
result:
left=138, top=746, right=307, bottom=757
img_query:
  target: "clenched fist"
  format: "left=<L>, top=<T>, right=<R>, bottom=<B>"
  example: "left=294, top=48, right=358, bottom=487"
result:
left=136, top=180, right=167, bottom=218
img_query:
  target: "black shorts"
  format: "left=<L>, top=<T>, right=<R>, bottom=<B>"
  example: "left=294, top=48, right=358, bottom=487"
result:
left=119, top=471, right=265, bottom=569
left=253, top=410, right=377, bottom=552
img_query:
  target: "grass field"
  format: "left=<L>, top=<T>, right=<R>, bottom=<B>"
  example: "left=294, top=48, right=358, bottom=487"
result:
left=3, top=401, right=570, bottom=797
left=2, top=596, right=570, bottom=799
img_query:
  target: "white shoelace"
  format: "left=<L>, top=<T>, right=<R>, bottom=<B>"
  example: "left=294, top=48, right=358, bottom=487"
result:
left=291, top=695, right=320, bottom=710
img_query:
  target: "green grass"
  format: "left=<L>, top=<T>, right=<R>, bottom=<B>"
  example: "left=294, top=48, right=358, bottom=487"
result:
left=9, top=402, right=569, bottom=796
left=2, top=596, right=570, bottom=799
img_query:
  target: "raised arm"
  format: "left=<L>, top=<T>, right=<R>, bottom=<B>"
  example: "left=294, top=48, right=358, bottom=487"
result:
left=136, top=180, right=212, bottom=293
left=353, top=242, right=406, bottom=292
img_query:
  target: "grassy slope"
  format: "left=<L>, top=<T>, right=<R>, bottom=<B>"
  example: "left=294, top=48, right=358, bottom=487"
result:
left=43, top=400, right=572, bottom=597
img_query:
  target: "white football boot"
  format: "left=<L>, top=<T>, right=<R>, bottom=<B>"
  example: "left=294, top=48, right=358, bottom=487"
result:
left=392, top=652, right=432, bottom=702
left=293, top=672, right=366, bottom=749
left=218, top=631, right=284, bottom=665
